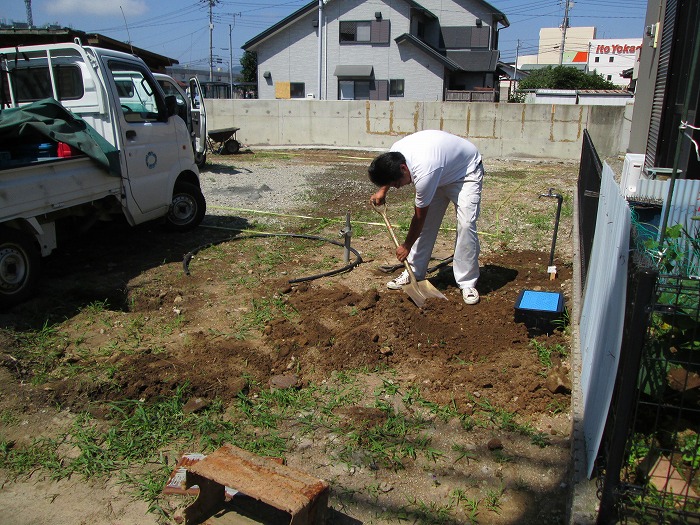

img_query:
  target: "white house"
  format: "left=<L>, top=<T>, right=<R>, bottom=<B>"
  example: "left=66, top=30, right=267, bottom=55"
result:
left=242, top=0, right=509, bottom=101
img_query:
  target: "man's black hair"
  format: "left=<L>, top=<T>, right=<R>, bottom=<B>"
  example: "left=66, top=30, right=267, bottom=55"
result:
left=368, top=151, right=406, bottom=186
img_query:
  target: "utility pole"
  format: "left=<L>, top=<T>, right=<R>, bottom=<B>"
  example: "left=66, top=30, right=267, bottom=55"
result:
left=559, top=0, right=571, bottom=65
left=201, top=0, right=220, bottom=82
left=229, top=24, right=233, bottom=97
left=227, top=14, right=240, bottom=98
left=209, top=1, right=214, bottom=82
left=586, top=42, right=591, bottom=72
left=514, top=39, right=520, bottom=93
left=317, top=0, right=323, bottom=99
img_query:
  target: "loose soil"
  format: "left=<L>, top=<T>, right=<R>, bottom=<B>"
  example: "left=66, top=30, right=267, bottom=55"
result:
left=0, top=149, right=578, bottom=525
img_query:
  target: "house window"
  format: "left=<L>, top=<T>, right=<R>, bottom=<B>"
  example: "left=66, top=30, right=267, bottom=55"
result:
left=354, top=81, right=370, bottom=99
left=340, top=20, right=390, bottom=44
left=594, top=57, right=600, bottom=63
left=390, top=79, right=404, bottom=97
left=609, top=56, right=614, bottom=62
left=607, top=75, right=612, bottom=80
left=290, top=82, right=305, bottom=98
left=340, top=21, right=371, bottom=42
left=339, top=80, right=369, bottom=100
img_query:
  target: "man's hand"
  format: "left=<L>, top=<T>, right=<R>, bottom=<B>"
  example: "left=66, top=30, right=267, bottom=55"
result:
left=396, top=243, right=410, bottom=262
left=370, top=185, right=390, bottom=207
left=396, top=206, right=429, bottom=263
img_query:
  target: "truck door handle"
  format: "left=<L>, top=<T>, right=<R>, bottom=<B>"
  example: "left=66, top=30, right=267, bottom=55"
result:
left=126, top=130, right=136, bottom=140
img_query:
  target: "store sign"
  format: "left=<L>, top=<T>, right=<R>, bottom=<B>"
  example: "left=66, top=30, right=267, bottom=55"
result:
left=596, top=44, right=642, bottom=55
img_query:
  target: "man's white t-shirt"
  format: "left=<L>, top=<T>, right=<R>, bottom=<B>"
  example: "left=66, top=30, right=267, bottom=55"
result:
left=390, top=130, right=482, bottom=208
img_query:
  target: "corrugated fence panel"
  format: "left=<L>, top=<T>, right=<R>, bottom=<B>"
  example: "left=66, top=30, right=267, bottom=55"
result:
left=580, top=163, right=631, bottom=477
left=659, top=178, right=700, bottom=276
left=635, top=178, right=668, bottom=203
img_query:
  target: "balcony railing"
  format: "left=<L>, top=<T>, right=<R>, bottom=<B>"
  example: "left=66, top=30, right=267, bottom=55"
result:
left=445, top=89, right=497, bottom=102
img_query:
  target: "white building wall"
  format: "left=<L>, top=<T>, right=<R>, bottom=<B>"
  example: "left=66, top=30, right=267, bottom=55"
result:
left=257, top=11, right=320, bottom=100
left=419, top=0, right=495, bottom=34
left=539, top=27, right=595, bottom=63
left=588, top=38, right=641, bottom=87
left=393, top=48, right=445, bottom=100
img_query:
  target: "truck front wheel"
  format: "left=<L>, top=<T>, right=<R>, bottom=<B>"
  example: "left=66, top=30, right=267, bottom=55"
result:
left=0, top=228, right=40, bottom=308
left=194, top=151, right=207, bottom=168
left=166, top=182, right=206, bottom=231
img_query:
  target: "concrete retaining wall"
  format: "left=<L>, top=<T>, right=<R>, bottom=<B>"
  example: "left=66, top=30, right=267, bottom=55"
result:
left=207, top=99, right=633, bottom=160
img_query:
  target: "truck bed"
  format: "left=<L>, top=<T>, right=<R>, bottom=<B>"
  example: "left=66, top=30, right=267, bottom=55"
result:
left=0, top=156, right=122, bottom=222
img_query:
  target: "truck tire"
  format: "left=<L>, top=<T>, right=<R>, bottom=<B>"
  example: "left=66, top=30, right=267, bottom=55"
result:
left=166, top=182, right=206, bottom=231
left=195, top=151, right=207, bottom=168
left=0, top=228, right=40, bottom=308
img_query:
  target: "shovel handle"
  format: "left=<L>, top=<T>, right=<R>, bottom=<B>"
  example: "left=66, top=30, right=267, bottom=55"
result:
left=372, top=203, right=418, bottom=281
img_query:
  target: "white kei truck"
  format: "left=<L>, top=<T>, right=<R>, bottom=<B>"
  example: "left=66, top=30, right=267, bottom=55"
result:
left=0, top=41, right=207, bottom=307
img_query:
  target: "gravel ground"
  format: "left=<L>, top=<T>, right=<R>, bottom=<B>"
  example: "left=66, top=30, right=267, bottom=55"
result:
left=199, top=160, right=322, bottom=216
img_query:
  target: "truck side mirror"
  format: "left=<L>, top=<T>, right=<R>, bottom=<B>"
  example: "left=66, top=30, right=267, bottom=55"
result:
left=165, top=95, right=178, bottom=118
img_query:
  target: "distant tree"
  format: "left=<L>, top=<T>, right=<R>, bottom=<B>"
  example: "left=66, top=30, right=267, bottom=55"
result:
left=517, top=65, right=618, bottom=91
left=240, top=51, right=257, bottom=83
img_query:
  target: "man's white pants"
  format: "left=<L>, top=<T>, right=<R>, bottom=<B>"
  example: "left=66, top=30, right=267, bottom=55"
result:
left=407, top=165, right=483, bottom=289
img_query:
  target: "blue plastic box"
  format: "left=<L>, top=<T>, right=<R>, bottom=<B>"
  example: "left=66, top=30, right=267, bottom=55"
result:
left=514, top=290, right=565, bottom=332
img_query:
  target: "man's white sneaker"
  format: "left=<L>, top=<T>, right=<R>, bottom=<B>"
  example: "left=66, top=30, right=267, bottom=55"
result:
left=387, top=270, right=411, bottom=290
left=462, top=287, right=480, bottom=305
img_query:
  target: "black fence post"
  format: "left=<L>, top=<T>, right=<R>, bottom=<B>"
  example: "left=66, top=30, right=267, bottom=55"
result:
left=577, top=130, right=603, bottom=291
left=597, top=267, right=658, bottom=524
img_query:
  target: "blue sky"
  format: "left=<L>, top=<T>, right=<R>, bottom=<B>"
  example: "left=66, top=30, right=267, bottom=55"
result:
left=1, top=0, right=647, bottom=68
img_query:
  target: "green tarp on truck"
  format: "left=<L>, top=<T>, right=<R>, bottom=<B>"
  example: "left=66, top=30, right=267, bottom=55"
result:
left=0, top=98, right=121, bottom=175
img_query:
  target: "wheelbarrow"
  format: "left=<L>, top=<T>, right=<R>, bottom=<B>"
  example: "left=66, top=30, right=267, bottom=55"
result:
left=207, top=127, right=241, bottom=154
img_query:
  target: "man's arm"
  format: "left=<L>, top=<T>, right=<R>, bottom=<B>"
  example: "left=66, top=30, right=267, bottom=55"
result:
left=396, top=205, right=429, bottom=261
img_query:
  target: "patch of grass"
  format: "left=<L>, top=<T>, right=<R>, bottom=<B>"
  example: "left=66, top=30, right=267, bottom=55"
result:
left=406, top=496, right=456, bottom=525
left=530, top=431, right=551, bottom=448
left=530, top=339, right=569, bottom=370
left=121, top=464, right=172, bottom=517
left=452, top=444, right=478, bottom=464
left=238, top=296, right=298, bottom=334
left=338, top=401, right=434, bottom=470
left=10, top=321, right=63, bottom=384
left=81, top=299, right=111, bottom=319
left=472, top=396, right=550, bottom=447
left=547, top=399, right=569, bottom=415
left=0, top=410, right=19, bottom=425
left=484, top=484, right=504, bottom=513
left=528, top=212, right=555, bottom=231
left=552, top=306, right=571, bottom=334
left=492, top=449, right=515, bottom=463
left=0, top=436, right=64, bottom=476
left=1, top=385, right=237, bottom=477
